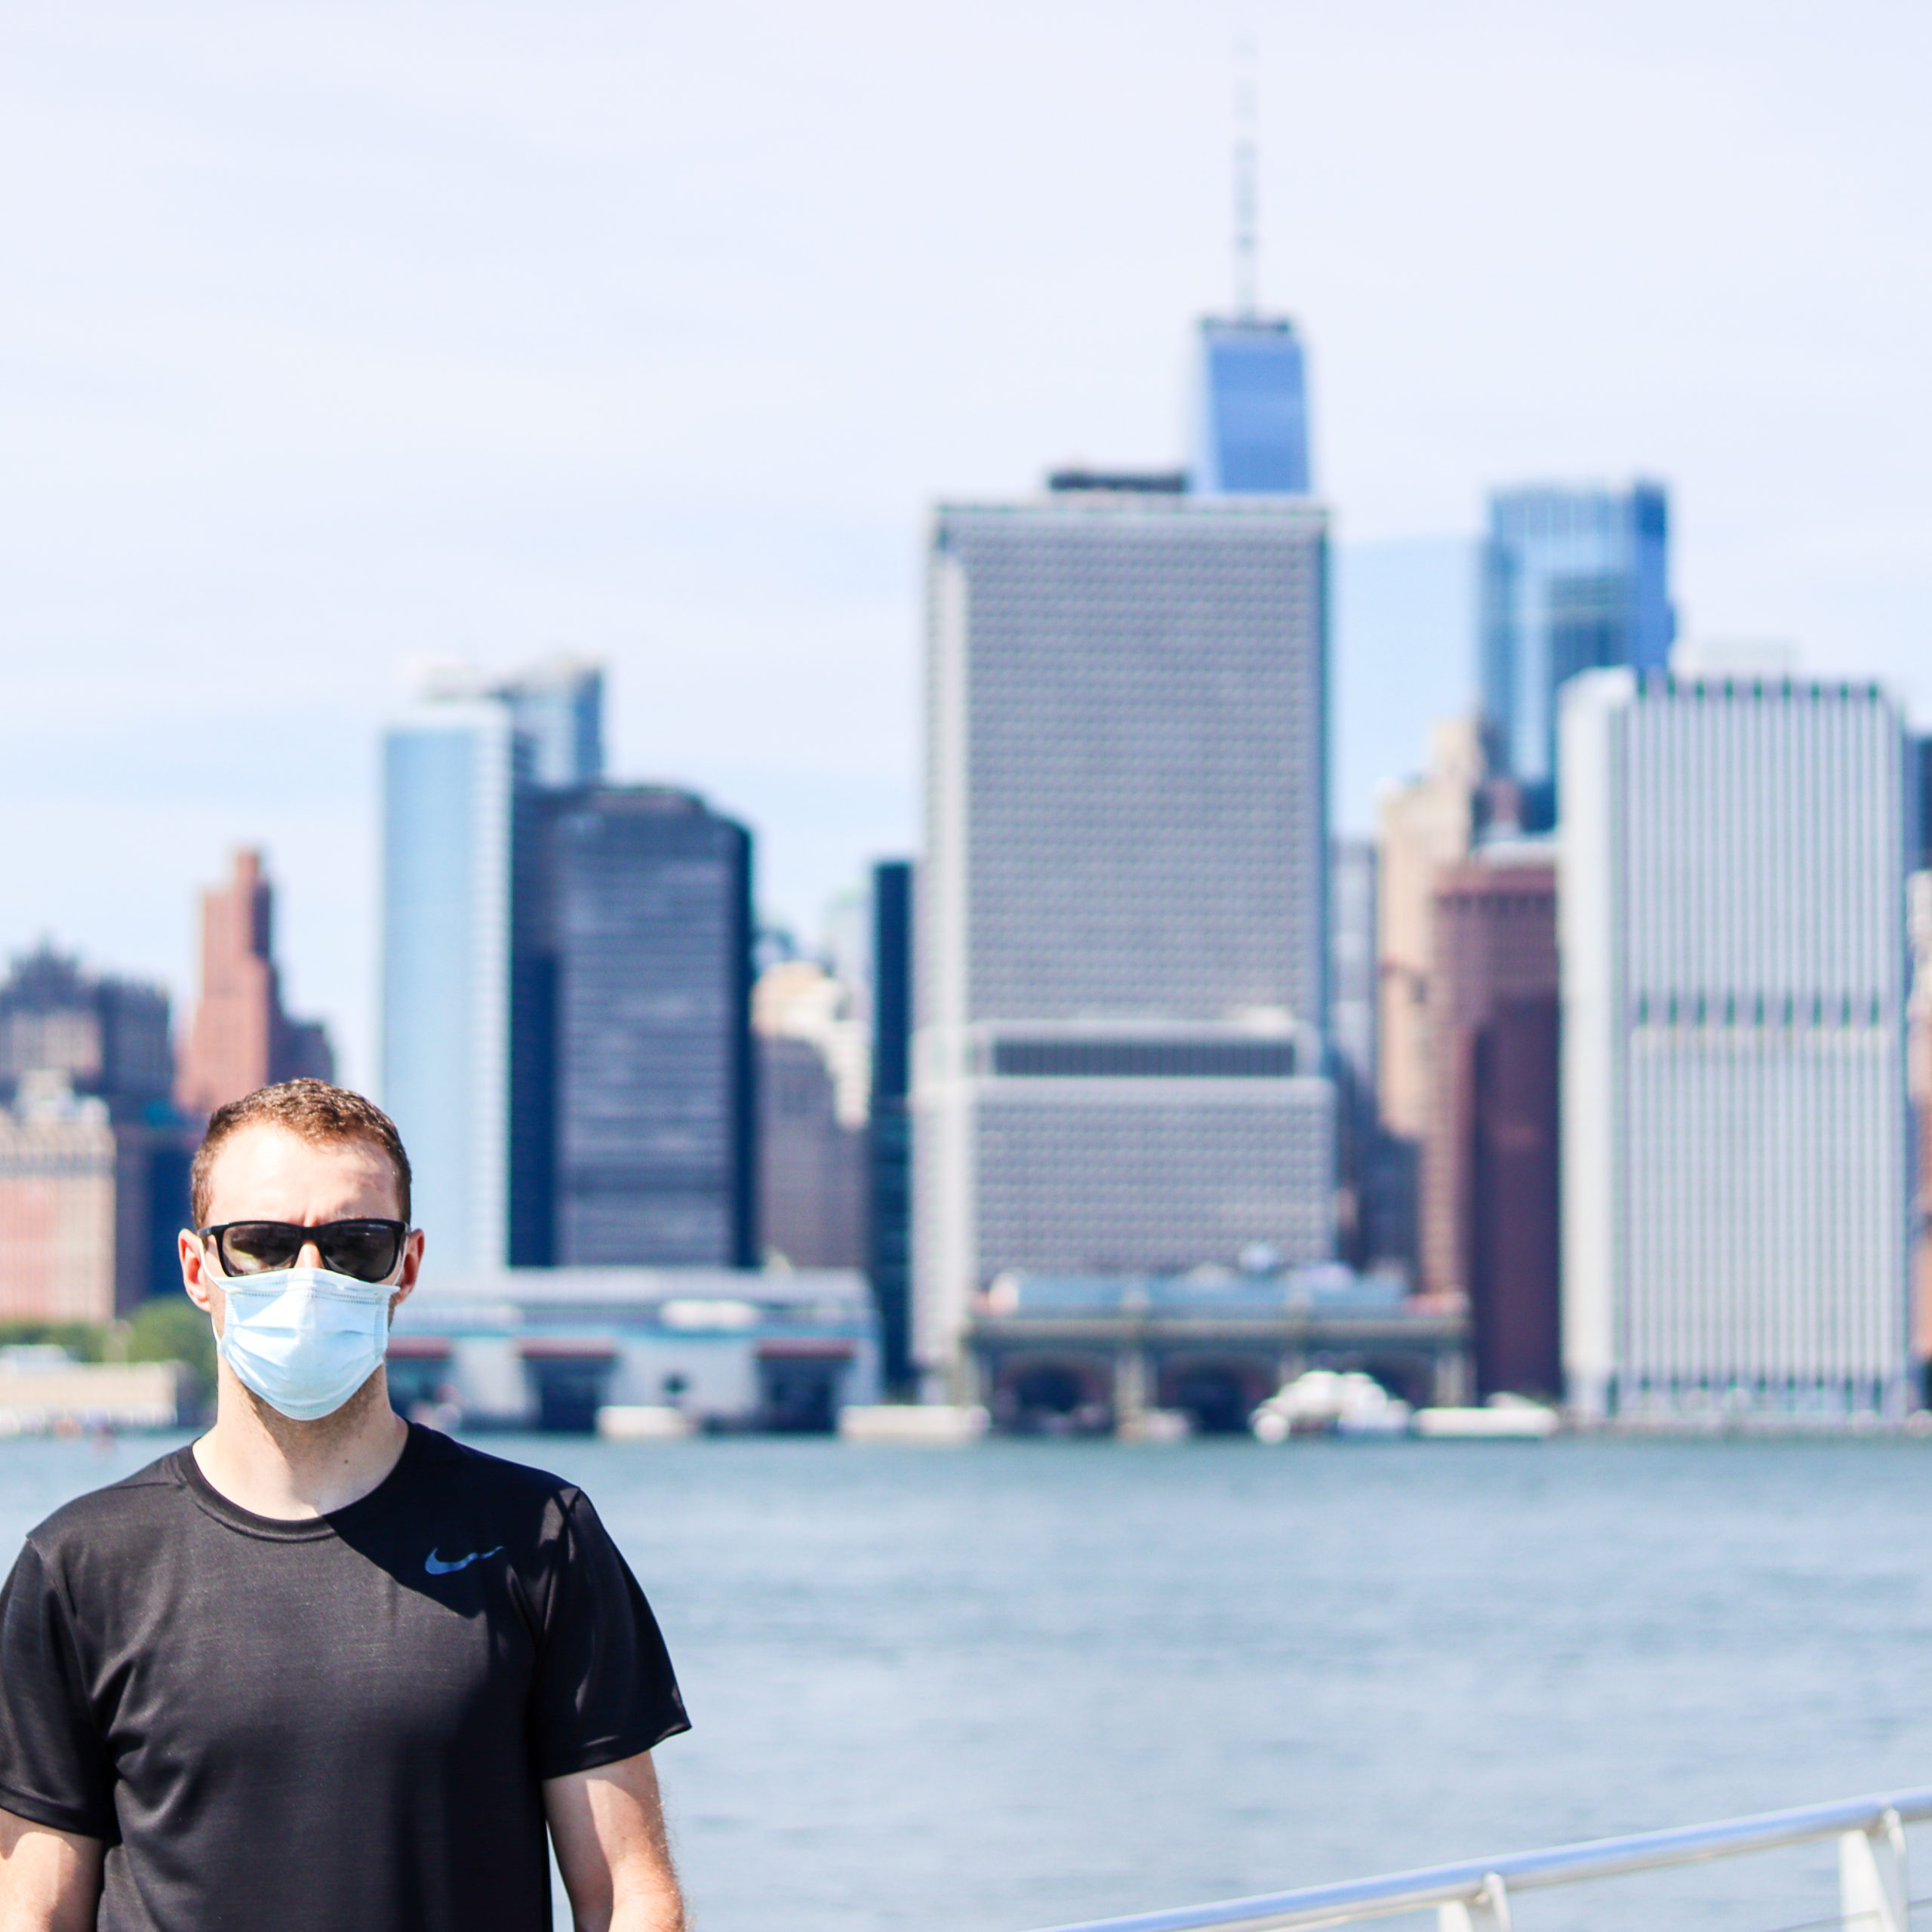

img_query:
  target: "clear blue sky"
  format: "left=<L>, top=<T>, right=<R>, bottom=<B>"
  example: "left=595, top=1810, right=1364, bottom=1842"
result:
left=2, top=1, right=1927, bottom=1085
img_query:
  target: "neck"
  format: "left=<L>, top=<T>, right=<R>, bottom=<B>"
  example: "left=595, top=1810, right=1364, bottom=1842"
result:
left=193, top=1367, right=409, bottom=1519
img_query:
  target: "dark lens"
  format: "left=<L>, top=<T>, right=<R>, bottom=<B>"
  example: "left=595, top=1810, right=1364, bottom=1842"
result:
left=219, top=1223, right=302, bottom=1275
left=319, top=1221, right=403, bottom=1284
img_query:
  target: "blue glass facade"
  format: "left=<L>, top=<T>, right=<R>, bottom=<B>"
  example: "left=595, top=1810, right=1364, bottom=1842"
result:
left=1481, top=482, right=1674, bottom=817
left=383, top=664, right=756, bottom=1281
left=381, top=704, right=515, bottom=1274
left=514, top=787, right=755, bottom=1268
left=1191, top=317, right=1310, bottom=496
left=497, top=659, right=603, bottom=789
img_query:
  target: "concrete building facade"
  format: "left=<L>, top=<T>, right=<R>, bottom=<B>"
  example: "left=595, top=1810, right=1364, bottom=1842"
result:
left=1561, top=669, right=1913, bottom=1419
left=914, top=493, right=1336, bottom=1380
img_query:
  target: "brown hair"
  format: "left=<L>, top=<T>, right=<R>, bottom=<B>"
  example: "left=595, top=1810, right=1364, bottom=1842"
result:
left=190, top=1080, right=413, bottom=1228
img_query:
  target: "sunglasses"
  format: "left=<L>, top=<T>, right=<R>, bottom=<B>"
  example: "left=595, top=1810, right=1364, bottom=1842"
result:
left=199, top=1220, right=410, bottom=1285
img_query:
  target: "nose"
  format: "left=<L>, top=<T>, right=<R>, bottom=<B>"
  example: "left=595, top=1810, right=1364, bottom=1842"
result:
left=297, top=1237, right=326, bottom=1269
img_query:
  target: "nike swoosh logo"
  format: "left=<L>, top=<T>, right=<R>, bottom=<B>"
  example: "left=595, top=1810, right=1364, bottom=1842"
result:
left=425, top=1545, right=503, bottom=1576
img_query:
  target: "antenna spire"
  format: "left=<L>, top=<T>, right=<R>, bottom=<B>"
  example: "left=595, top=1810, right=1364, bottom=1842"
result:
left=1233, top=30, right=1259, bottom=318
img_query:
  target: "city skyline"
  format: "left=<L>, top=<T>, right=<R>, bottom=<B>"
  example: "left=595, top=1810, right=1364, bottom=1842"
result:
left=1, top=4, right=1927, bottom=1084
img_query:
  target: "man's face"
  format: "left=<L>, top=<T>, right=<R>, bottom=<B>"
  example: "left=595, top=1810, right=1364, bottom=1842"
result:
left=179, top=1124, right=424, bottom=1333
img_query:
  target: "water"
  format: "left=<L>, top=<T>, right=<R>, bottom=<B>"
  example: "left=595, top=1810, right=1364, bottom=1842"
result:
left=3, top=1433, right=1932, bottom=1932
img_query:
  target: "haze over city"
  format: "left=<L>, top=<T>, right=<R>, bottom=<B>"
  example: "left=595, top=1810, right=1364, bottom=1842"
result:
left=3, top=0, right=1929, bottom=1084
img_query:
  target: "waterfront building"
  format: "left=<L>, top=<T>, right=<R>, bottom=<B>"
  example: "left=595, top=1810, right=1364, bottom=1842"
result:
left=389, top=1265, right=878, bottom=1432
left=869, top=860, right=914, bottom=1392
left=0, top=1073, right=118, bottom=1324
left=1423, top=848, right=1560, bottom=1398
left=966, top=1265, right=1466, bottom=1434
left=176, top=850, right=334, bottom=1117
left=1482, top=483, right=1674, bottom=823
left=1561, top=669, right=1913, bottom=1419
left=0, top=946, right=191, bottom=1308
left=1192, top=315, right=1310, bottom=495
left=754, top=960, right=866, bottom=1270
left=914, top=489, right=1336, bottom=1381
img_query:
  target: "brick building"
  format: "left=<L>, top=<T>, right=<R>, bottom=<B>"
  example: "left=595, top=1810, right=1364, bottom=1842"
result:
left=177, top=851, right=334, bottom=1117
left=1423, top=851, right=1561, bottom=1398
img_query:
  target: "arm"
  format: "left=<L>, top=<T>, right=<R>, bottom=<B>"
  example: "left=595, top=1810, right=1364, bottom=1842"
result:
left=0, top=1810, right=102, bottom=1932
left=545, top=1751, right=682, bottom=1932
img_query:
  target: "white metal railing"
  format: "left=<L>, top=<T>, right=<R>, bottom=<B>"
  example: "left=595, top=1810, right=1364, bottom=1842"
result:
left=1021, top=1786, right=1932, bottom=1932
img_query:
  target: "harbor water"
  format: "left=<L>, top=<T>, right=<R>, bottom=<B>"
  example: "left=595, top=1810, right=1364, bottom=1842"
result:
left=3, top=1432, right=1930, bottom=1931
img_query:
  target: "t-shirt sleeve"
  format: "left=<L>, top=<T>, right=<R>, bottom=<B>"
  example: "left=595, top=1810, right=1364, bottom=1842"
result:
left=0, top=1539, right=115, bottom=1838
left=530, top=1491, right=689, bottom=1780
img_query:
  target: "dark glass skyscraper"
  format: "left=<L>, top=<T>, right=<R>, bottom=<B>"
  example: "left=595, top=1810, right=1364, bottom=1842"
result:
left=1481, top=482, right=1674, bottom=821
left=867, top=860, right=913, bottom=1393
left=512, top=787, right=755, bottom=1269
left=1191, top=316, right=1310, bottom=496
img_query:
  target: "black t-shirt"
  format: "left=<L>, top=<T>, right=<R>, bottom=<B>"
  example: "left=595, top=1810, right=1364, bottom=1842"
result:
left=0, top=1424, right=688, bottom=1932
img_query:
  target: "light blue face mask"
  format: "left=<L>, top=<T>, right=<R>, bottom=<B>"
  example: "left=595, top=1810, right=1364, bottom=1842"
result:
left=215, top=1267, right=394, bottom=1422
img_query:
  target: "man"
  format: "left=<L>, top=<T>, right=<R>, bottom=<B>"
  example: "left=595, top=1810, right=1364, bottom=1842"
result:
left=0, top=1080, right=688, bottom=1932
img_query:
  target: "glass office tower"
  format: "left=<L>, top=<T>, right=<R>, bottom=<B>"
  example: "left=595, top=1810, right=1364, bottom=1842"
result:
left=383, top=662, right=604, bottom=1275
left=517, top=786, right=756, bottom=1269
left=497, top=658, right=604, bottom=790
left=1481, top=482, right=1674, bottom=821
left=1191, top=316, right=1311, bottom=496
left=382, top=699, right=517, bottom=1274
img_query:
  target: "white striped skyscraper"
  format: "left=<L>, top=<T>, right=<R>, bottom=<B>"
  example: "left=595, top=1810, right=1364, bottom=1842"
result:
left=1560, top=668, right=1913, bottom=1419
left=914, top=492, right=1337, bottom=1379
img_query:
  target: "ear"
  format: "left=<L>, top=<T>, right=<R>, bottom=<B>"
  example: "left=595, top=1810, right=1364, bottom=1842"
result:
left=180, top=1230, right=217, bottom=1315
left=388, top=1227, right=426, bottom=1320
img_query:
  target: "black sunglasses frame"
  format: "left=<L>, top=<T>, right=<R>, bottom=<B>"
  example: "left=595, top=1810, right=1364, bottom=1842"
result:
left=198, top=1219, right=411, bottom=1284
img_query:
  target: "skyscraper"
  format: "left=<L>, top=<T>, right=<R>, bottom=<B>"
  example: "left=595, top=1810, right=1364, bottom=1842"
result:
left=754, top=961, right=865, bottom=1271
left=1192, top=316, right=1310, bottom=496
left=1423, top=851, right=1560, bottom=1398
left=382, top=695, right=518, bottom=1275
left=1561, top=669, right=1912, bottom=1419
left=496, top=657, right=604, bottom=789
left=1328, top=837, right=1378, bottom=1266
left=869, top=860, right=914, bottom=1393
left=517, top=786, right=755, bottom=1268
left=177, top=850, right=334, bottom=1116
left=914, top=490, right=1336, bottom=1380
left=1481, top=483, right=1674, bottom=821
left=1372, top=718, right=1488, bottom=1271
left=383, top=663, right=762, bottom=1278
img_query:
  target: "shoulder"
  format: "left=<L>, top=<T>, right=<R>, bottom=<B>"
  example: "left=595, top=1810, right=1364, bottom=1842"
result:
left=406, top=1428, right=590, bottom=1519
left=24, top=1448, right=189, bottom=1555
left=9, top=1450, right=191, bottom=1605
